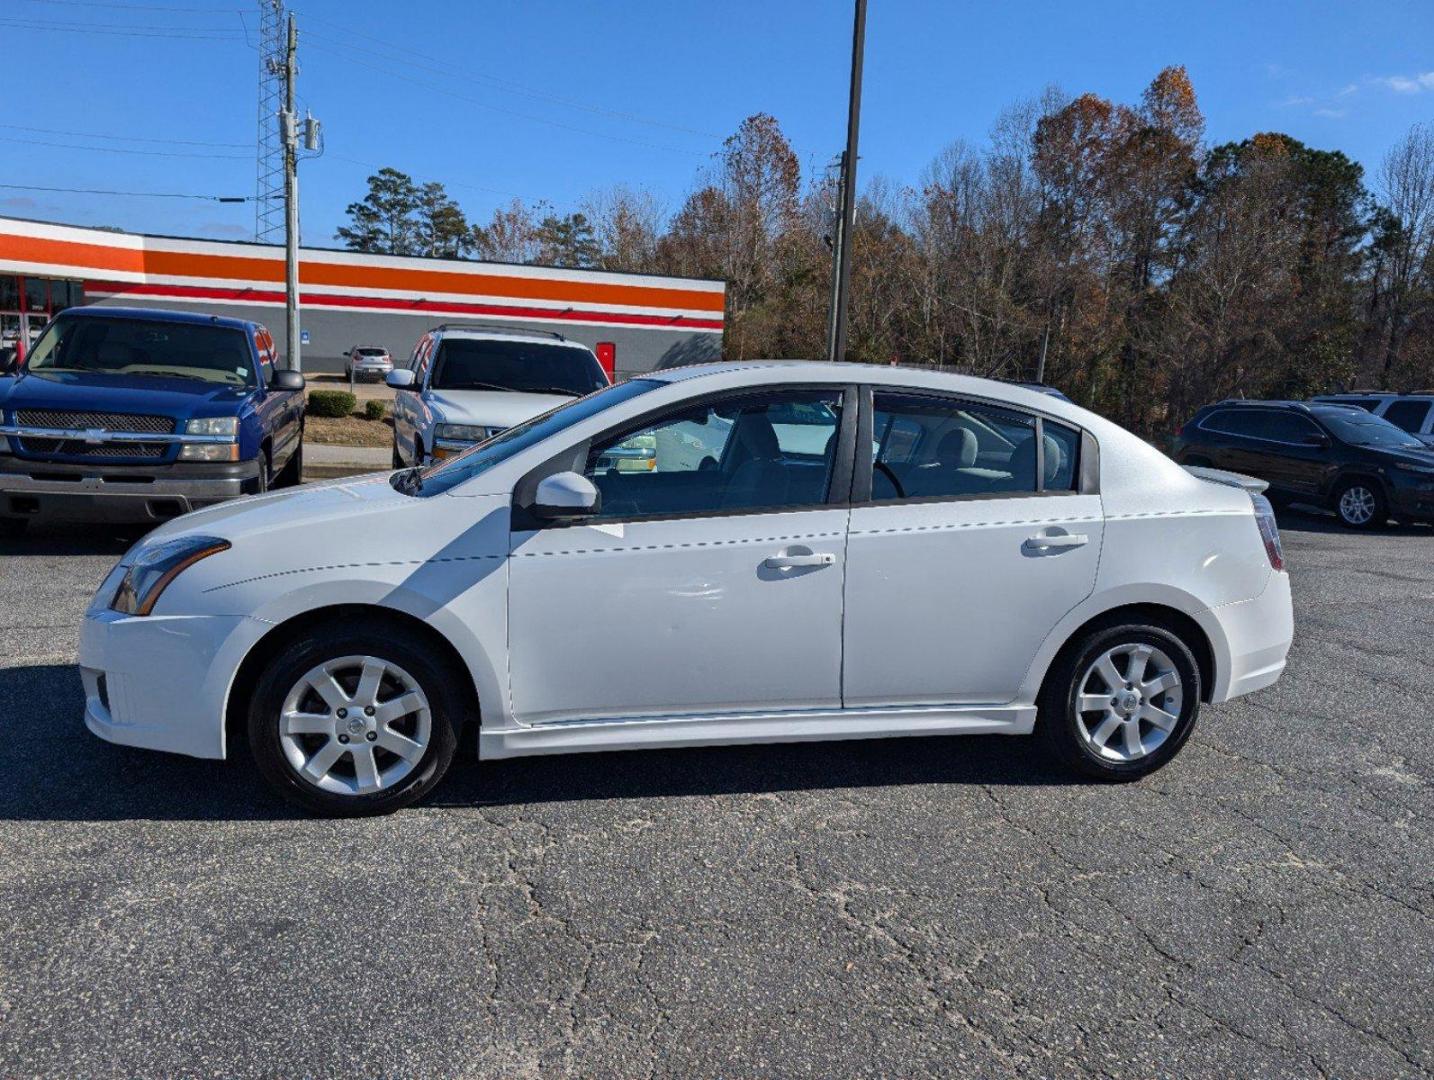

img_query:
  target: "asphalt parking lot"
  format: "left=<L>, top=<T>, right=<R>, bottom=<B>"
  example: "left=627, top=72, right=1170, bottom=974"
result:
left=1, top=509, right=1431, bottom=1078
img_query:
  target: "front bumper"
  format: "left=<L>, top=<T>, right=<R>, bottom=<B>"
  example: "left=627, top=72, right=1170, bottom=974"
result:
left=1386, top=472, right=1434, bottom=521
left=0, top=457, right=260, bottom=522
left=79, top=604, right=264, bottom=760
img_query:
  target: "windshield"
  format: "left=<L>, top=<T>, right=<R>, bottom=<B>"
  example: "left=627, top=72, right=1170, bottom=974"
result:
left=25, top=314, right=255, bottom=387
left=430, top=338, right=607, bottom=396
left=1315, top=408, right=1425, bottom=450
left=394, top=378, right=661, bottom=497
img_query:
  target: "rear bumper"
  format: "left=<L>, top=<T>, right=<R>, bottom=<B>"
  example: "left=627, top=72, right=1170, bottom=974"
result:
left=0, top=457, right=260, bottom=522
left=1202, top=571, right=1294, bottom=702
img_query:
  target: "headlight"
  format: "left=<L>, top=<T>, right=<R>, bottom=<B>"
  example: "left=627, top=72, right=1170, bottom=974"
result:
left=436, top=423, right=491, bottom=442
left=111, top=536, right=231, bottom=616
left=185, top=417, right=238, bottom=436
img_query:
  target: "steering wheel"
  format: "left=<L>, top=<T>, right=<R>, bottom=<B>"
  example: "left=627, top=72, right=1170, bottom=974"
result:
left=874, top=461, right=906, bottom=499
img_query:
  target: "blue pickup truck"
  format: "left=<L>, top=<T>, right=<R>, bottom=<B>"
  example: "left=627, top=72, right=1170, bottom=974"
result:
left=0, top=306, right=305, bottom=536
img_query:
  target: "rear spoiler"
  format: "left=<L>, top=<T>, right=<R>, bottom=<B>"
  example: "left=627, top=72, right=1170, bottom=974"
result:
left=1184, top=465, right=1269, bottom=493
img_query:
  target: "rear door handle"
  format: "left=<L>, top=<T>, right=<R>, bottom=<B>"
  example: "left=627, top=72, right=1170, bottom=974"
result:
left=764, top=552, right=836, bottom=569
left=1023, top=533, right=1088, bottom=552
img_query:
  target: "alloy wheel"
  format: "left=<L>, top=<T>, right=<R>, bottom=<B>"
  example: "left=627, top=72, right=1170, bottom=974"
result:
left=1338, top=485, right=1377, bottom=526
left=278, top=655, right=432, bottom=795
left=1073, top=643, right=1183, bottom=763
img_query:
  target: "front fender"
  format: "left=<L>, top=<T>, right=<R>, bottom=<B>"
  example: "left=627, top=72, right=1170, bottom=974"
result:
left=219, top=566, right=510, bottom=757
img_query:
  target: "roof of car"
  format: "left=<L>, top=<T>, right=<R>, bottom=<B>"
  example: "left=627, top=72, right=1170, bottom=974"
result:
left=646, top=360, right=1086, bottom=417
left=59, top=306, right=259, bottom=333
left=432, top=324, right=593, bottom=350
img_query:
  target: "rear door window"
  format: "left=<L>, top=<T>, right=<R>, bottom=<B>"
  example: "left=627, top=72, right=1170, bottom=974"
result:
left=1382, top=399, right=1432, bottom=434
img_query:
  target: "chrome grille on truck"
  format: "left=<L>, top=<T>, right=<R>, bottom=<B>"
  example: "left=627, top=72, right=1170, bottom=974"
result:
left=15, top=409, right=175, bottom=459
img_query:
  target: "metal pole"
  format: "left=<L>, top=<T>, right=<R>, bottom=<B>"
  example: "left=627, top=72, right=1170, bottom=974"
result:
left=282, top=12, right=301, bottom=372
left=825, top=0, right=867, bottom=364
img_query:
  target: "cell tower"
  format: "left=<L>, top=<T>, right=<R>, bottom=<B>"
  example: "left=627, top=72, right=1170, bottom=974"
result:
left=255, top=0, right=287, bottom=243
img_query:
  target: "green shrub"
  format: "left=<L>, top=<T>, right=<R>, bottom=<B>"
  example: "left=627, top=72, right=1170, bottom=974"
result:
left=307, top=390, right=356, bottom=418
left=363, top=399, right=387, bottom=421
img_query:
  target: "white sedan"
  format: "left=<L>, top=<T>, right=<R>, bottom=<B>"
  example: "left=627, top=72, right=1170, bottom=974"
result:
left=79, top=362, right=1294, bottom=815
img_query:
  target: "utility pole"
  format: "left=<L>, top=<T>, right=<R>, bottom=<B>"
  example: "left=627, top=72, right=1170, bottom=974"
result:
left=825, top=0, right=867, bottom=365
left=281, top=11, right=301, bottom=372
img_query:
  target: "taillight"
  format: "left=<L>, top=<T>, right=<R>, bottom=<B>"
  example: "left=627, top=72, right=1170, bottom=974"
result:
left=1250, top=492, right=1284, bottom=571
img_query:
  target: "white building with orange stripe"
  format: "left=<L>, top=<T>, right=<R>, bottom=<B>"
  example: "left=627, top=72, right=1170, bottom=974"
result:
left=0, top=216, right=725, bottom=377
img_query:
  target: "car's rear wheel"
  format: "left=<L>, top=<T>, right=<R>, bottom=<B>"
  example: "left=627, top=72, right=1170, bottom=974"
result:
left=246, top=619, right=462, bottom=816
left=1038, top=621, right=1202, bottom=781
left=1333, top=478, right=1385, bottom=529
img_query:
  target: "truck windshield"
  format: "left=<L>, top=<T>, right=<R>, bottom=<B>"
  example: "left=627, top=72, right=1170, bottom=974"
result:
left=394, top=378, right=661, bottom=497
left=430, top=339, right=607, bottom=397
left=25, top=314, right=256, bottom=388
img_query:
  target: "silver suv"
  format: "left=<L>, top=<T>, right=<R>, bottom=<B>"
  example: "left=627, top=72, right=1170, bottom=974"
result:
left=1312, top=393, right=1434, bottom=448
left=387, top=324, right=609, bottom=467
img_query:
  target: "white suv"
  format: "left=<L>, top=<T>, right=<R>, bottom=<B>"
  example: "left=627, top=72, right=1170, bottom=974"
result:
left=387, top=324, right=609, bottom=467
left=1312, top=393, right=1434, bottom=448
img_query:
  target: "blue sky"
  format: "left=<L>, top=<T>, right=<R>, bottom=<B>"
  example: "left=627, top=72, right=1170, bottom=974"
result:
left=4, top=0, right=1434, bottom=245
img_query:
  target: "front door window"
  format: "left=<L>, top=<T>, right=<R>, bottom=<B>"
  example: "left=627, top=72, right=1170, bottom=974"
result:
left=582, top=390, right=843, bottom=520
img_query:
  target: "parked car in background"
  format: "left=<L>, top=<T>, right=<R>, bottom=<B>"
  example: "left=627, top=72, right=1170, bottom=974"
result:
left=0, top=307, right=305, bottom=536
left=1172, top=399, right=1434, bottom=529
left=344, top=346, right=394, bottom=382
left=79, top=362, right=1292, bottom=815
left=1311, top=392, right=1434, bottom=448
left=387, top=324, right=608, bottom=468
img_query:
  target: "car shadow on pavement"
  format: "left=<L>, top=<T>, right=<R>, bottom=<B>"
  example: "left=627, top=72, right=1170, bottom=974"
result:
left=1276, top=503, right=1431, bottom=536
left=0, top=663, right=1070, bottom=822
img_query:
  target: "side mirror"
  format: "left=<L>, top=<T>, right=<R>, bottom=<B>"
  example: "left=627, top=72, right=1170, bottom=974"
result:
left=0, top=349, right=15, bottom=375
left=271, top=368, right=305, bottom=391
left=532, top=471, right=600, bottom=521
left=386, top=369, right=416, bottom=390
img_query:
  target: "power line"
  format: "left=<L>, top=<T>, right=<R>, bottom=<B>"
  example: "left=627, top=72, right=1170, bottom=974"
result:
left=15, top=0, right=240, bottom=10
left=0, top=134, right=249, bottom=159
left=305, top=39, right=706, bottom=158
left=295, top=11, right=719, bottom=140
left=0, top=182, right=248, bottom=201
left=0, top=122, right=248, bottom=149
left=0, top=16, right=246, bottom=38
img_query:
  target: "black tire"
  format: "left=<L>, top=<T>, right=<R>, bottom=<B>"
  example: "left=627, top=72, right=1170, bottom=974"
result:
left=0, top=517, right=29, bottom=539
left=1037, top=619, right=1203, bottom=782
left=246, top=617, right=463, bottom=816
left=249, top=449, right=271, bottom=496
left=1332, top=477, right=1386, bottom=530
left=276, top=433, right=304, bottom=487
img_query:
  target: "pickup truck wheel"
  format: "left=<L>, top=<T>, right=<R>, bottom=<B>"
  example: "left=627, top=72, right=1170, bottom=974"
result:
left=246, top=618, right=461, bottom=816
left=277, top=439, right=303, bottom=487
left=251, top=450, right=270, bottom=496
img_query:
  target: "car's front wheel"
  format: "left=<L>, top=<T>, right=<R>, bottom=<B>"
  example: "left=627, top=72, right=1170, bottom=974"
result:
left=1038, top=620, right=1202, bottom=781
left=246, top=619, right=462, bottom=815
left=1333, top=478, right=1386, bottom=529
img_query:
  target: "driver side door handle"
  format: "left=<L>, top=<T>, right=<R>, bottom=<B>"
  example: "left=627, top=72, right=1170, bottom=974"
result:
left=1022, top=532, right=1088, bottom=553
left=764, top=551, right=836, bottom=569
